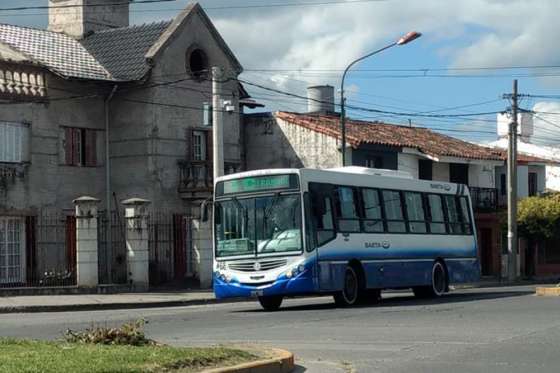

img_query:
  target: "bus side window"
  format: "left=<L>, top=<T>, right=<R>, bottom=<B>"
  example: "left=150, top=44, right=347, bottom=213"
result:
left=444, top=195, right=463, bottom=234
left=427, top=194, right=446, bottom=234
left=310, top=183, right=336, bottom=246
left=362, top=188, right=384, bottom=233
left=459, top=197, right=473, bottom=235
left=404, top=192, right=427, bottom=233
left=334, top=186, right=360, bottom=233
left=381, top=190, right=406, bottom=233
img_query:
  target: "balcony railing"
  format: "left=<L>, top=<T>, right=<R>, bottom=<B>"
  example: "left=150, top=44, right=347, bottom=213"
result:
left=178, top=160, right=213, bottom=196
left=469, top=187, right=502, bottom=212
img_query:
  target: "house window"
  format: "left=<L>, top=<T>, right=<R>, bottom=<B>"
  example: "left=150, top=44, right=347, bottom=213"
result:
left=500, top=173, right=506, bottom=196
left=528, top=172, right=537, bottom=197
left=0, top=122, right=27, bottom=163
left=64, top=127, right=97, bottom=167
left=186, top=47, right=209, bottom=80
left=364, top=157, right=383, bottom=169
left=0, top=217, right=25, bottom=284
left=192, top=130, right=207, bottom=161
left=419, top=160, right=433, bottom=180
left=449, top=163, right=469, bottom=184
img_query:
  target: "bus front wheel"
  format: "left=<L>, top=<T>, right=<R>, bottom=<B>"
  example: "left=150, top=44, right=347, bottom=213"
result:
left=258, top=295, right=283, bottom=311
left=334, top=266, right=361, bottom=307
left=413, top=261, right=447, bottom=298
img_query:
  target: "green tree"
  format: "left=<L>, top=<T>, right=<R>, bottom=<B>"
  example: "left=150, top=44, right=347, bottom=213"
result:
left=517, top=193, right=560, bottom=241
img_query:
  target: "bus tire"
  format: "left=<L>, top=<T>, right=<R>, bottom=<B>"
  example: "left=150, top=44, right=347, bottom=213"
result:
left=258, top=295, right=283, bottom=311
left=413, top=261, right=447, bottom=298
left=334, top=265, right=360, bottom=307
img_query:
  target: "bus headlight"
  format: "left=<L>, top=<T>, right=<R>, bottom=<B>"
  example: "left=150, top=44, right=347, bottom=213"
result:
left=285, top=264, right=305, bottom=279
left=217, top=262, right=227, bottom=271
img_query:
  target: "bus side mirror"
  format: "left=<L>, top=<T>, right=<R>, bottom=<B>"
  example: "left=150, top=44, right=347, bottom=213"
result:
left=201, top=199, right=213, bottom=222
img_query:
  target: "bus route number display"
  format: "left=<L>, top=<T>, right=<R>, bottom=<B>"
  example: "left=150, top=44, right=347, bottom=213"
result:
left=223, top=175, right=293, bottom=194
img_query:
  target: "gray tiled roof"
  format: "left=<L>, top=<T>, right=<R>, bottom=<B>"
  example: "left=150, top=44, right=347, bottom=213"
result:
left=81, top=21, right=171, bottom=81
left=0, top=21, right=171, bottom=82
left=0, top=24, right=111, bottom=80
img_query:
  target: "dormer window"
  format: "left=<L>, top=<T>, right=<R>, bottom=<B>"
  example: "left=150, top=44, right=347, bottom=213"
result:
left=186, top=46, right=209, bottom=80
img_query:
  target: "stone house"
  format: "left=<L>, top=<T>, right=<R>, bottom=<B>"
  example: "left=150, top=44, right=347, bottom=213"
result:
left=243, top=86, right=551, bottom=279
left=0, top=1, right=244, bottom=288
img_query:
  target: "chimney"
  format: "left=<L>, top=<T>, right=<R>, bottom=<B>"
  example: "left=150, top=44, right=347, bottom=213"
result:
left=48, top=0, right=130, bottom=39
left=307, top=85, right=335, bottom=115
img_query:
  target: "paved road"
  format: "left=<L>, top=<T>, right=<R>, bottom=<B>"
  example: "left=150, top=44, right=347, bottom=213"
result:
left=1, top=286, right=560, bottom=372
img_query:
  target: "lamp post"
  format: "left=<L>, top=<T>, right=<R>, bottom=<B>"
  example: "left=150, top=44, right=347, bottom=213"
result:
left=339, top=31, right=422, bottom=166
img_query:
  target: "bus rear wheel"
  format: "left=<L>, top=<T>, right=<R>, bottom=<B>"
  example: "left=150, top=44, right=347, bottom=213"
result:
left=258, top=295, right=283, bottom=311
left=334, top=266, right=361, bottom=307
left=413, top=261, right=447, bottom=298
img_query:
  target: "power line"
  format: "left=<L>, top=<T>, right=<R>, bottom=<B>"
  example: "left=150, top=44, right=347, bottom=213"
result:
left=0, top=0, right=177, bottom=12
left=239, top=78, right=505, bottom=119
left=0, top=0, right=389, bottom=16
left=244, top=64, right=560, bottom=73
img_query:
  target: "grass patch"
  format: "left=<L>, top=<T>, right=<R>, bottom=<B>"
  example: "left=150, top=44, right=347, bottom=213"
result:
left=0, top=338, right=256, bottom=373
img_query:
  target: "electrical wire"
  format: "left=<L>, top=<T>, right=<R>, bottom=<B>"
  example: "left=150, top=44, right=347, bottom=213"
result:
left=0, top=0, right=177, bottom=12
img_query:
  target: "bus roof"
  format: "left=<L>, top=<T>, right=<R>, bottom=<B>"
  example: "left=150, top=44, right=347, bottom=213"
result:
left=215, top=167, right=468, bottom=196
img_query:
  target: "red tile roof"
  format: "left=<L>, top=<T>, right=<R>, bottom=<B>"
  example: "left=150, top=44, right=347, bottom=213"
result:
left=275, top=112, right=550, bottom=164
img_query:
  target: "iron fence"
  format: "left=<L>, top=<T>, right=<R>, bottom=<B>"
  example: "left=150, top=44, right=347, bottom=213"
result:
left=0, top=210, right=76, bottom=288
left=148, top=212, right=192, bottom=286
left=98, top=209, right=127, bottom=285
left=0, top=209, right=194, bottom=289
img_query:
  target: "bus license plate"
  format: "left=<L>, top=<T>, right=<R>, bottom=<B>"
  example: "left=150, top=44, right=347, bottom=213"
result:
left=251, top=290, right=264, bottom=297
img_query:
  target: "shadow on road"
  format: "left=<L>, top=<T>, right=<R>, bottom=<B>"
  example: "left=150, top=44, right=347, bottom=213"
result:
left=234, top=289, right=534, bottom=313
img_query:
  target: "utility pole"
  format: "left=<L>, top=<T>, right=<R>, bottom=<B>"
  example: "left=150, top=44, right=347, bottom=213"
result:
left=212, top=66, right=224, bottom=180
left=505, top=80, right=519, bottom=282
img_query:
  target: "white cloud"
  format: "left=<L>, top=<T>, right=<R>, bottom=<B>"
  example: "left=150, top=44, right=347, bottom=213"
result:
left=210, top=0, right=560, bottom=92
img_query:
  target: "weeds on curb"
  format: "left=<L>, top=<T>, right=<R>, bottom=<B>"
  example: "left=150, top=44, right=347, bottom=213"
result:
left=64, top=319, right=156, bottom=346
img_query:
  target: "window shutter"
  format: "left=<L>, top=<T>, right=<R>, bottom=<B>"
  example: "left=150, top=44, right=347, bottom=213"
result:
left=0, top=123, right=5, bottom=161
left=25, top=216, right=36, bottom=284
left=66, top=216, right=77, bottom=276
left=13, top=124, right=21, bottom=162
left=206, top=130, right=213, bottom=162
left=64, top=127, right=74, bottom=165
left=85, top=129, right=97, bottom=167
left=186, top=128, right=194, bottom=161
left=21, top=124, right=30, bottom=163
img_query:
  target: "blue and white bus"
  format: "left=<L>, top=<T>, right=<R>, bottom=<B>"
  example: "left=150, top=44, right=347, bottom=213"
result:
left=212, top=167, right=480, bottom=310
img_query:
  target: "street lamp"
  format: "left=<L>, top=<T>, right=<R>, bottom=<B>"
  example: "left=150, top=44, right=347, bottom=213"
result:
left=339, top=31, right=422, bottom=166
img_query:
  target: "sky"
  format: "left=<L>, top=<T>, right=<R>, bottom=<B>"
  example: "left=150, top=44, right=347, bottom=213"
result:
left=4, top=0, right=560, bottom=145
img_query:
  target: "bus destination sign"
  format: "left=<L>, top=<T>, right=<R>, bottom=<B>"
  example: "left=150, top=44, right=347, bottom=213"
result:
left=222, top=175, right=294, bottom=195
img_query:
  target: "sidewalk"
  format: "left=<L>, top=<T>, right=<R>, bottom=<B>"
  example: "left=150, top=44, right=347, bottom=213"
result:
left=0, top=278, right=557, bottom=314
left=0, top=291, right=242, bottom=314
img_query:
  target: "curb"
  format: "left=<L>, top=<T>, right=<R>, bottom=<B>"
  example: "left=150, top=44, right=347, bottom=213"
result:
left=0, top=297, right=252, bottom=314
left=203, top=348, right=295, bottom=373
left=536, top=286, right=560, bottom=296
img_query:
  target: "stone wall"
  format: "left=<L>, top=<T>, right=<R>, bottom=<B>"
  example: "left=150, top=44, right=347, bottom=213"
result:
left=244, top=113, right=342, bottom=170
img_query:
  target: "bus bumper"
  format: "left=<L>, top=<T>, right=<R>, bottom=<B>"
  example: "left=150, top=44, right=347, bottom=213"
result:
left=213, top=271, right=315, bottom=299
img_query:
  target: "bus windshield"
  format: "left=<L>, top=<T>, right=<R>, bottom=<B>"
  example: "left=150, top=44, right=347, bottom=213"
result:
left=215, top=194, right=303, bottom=258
